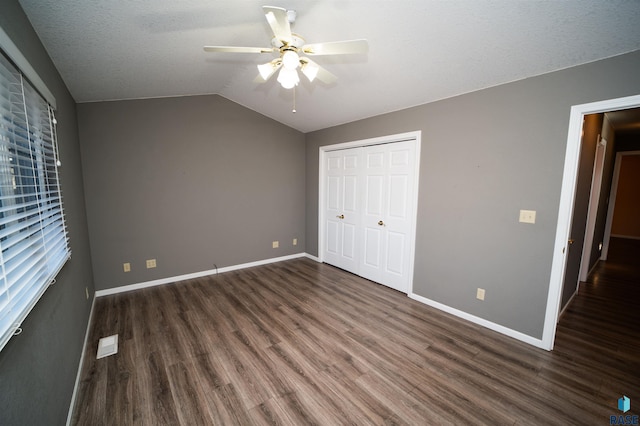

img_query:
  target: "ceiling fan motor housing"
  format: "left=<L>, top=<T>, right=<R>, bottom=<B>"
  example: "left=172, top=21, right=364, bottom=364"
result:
left=271, top=35, right=305, bottom=51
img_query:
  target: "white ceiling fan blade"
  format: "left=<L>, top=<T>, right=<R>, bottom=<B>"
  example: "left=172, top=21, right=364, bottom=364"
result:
left=263, top=6, right=292, bottom=45
left=256, top=60, right=282, bottom=82
left=301, top=58, right=337, bottom=84
left=302, top=39, right=368, bottom=56
left=204, top=46, right=274, bottom=54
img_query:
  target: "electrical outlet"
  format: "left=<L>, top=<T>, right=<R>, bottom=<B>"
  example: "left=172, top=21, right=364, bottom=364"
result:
left=146, top=259, right=157, bottom=268
left=272, top=241, right=279, bottom=248
left=293, top=238, right=297, bottom=246
left=476, top=288, right=486, bottom=301
left=123, top=262, right=131, bottom=272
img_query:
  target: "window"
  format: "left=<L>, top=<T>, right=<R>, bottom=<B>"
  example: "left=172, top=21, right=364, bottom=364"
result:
left=0, top=51, right=70, bottom=352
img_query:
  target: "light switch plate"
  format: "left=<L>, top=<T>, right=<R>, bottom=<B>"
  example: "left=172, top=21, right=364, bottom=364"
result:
left=476, top=288, right=486, bottom=301
left=519, top=210, right=536, bottom=224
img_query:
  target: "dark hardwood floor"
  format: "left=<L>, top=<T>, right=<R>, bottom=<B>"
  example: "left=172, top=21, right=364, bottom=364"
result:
left=71, top=239, right=640, bottom=425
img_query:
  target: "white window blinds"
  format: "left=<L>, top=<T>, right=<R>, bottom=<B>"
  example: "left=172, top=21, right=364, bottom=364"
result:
left=0, top=51, right=70, bottom=352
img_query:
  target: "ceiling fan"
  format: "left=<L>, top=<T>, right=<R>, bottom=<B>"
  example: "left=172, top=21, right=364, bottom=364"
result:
left=204, top=6, right=368, bottom=90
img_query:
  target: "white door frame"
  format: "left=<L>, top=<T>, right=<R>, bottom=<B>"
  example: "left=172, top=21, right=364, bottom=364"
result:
left=318, top=131, right=421, bottom=292
left=543, top=94, right=640, bottom=351
left=601, top=150, right=640, bottom=259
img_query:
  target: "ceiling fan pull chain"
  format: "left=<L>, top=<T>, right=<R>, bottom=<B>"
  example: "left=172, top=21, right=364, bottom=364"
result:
left=292, top=86, right=297, bottom=113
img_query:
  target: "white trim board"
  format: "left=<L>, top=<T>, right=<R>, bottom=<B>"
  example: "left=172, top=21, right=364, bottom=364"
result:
left=543, top=94, right=640, bottom=351
left=95, top=253, right=308, bottom=297
left=66, top=295, right=96, bottom=426
left=304, top=253, right=321, bottom=263
left=408, top=293, right=545, bottom=349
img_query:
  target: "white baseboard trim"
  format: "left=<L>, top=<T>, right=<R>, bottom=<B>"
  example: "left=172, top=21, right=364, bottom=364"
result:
left=408, top=292, right=547, bottom=350
left=95, top=253, right=308, bottom=297
left=66, top=294, right=96, bottom=426
left=305, top=253, right=321, bottom=262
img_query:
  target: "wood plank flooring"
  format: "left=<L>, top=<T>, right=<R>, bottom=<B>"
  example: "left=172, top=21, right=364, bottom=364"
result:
left=71, top=239, right=640, bottom=425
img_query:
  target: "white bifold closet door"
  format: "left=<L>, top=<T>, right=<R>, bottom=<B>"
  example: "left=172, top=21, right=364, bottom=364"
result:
left=323, top=140, right=417, bottom=293
left=325, top=149, right=361, bottom=275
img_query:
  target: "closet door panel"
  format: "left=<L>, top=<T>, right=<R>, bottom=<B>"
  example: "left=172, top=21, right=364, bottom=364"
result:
left=323, top=138, right=417, bottom=293
left=365, top=175, right=384, bottom=215
left=386, top=231, right=405, bottom=275
left=326, top=175, right=340, bottom=210
left=342, top=222, right=358, bottom=264
left=324, top=168, right=342, bottom=265
left=388, top=175, right=409, bottom=218
left=339, top=155, right=360, bottom=273
left=344, top=174, right=358, bottom=212
left=360, top=148, right=386, bottom=283
left=375, top=141, right=416, bottom=292
left=363, top=227, right=382, bottom=269
left=326, top=221, right=339, bottom=256
left=323, top=150, right=360, bottom=274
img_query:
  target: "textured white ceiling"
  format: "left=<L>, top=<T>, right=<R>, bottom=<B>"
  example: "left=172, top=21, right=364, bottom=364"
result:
left=18, top=0, right=640, bottom=133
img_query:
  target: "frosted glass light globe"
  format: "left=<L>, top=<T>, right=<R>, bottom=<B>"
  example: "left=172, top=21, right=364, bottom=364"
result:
left=277, top=67, right=299, bottom=89
left=282, top=50, right=300, bottom=70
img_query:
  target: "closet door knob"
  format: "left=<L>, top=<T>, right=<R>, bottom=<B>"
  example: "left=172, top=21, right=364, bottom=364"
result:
left=378, top=220, right=385, bottom=226
left=337, top=214, right=344, bottom=219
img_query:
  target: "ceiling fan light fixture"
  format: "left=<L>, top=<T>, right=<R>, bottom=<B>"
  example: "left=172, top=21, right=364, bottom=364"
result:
left=257, top=61, right=277, bottom=80
left=277, top=67, right=299, bottom=89
left=281, top=50, right=300, bottom=70
left=301, top=60, right=319, bottom=82
left=204, top=6, right=369, bottom=95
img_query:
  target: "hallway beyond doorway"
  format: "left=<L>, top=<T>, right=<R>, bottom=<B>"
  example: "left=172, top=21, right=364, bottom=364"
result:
left=555, top=237, right=640, bottom=412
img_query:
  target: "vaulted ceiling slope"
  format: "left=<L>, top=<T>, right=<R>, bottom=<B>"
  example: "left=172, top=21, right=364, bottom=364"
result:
left=18, top=0, right=640, bottom=133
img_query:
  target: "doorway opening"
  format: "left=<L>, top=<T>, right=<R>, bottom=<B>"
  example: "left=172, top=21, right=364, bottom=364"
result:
left=601, top=150, right=640, bottom=259
left=543, top=94, right=640, bottom=351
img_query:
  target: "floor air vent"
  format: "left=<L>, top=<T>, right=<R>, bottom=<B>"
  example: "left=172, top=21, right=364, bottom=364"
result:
left=96, top=334, right=118, bottom=359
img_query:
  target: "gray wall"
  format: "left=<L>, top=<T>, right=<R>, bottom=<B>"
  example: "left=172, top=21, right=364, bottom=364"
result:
left=306, top=50, right=640, bottom=339
left=77, top=95, right=305, bottom=291
left=0, top=2, right=95, bottom=425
